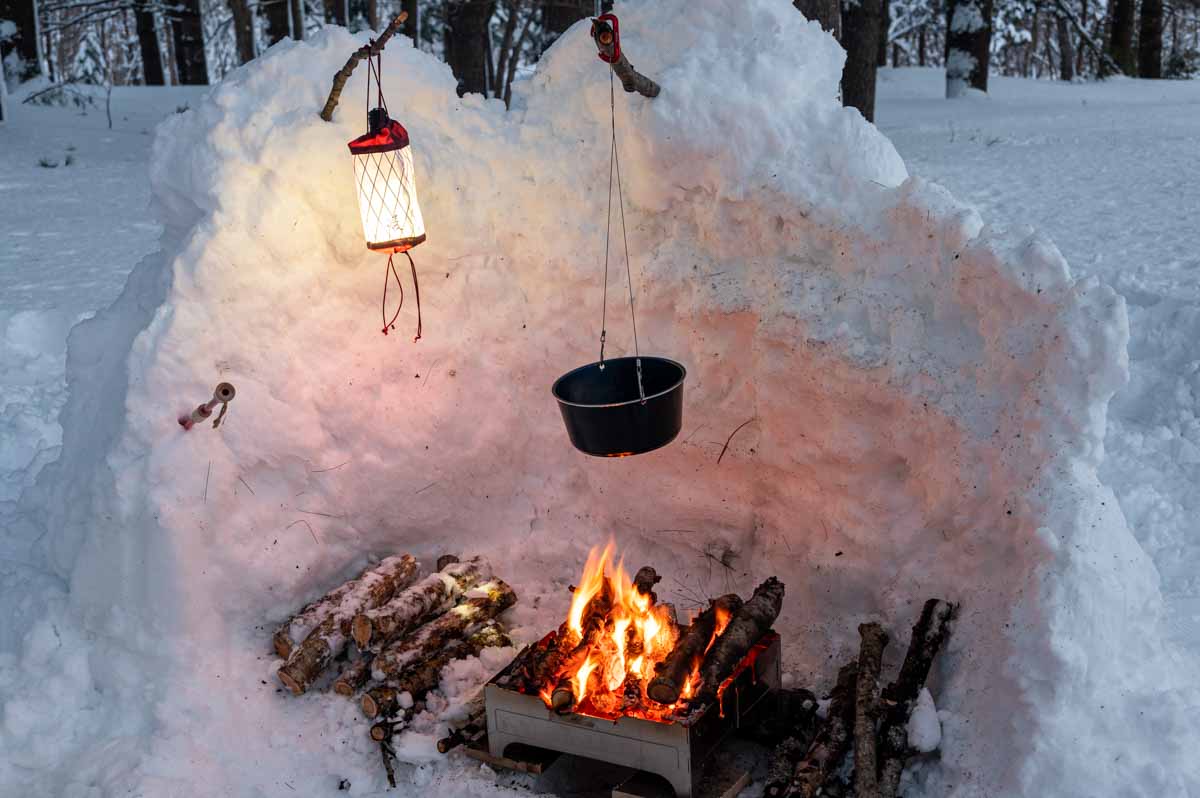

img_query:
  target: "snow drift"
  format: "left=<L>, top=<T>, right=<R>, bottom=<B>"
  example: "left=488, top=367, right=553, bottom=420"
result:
left=3, top=0, right=1197, bottom=795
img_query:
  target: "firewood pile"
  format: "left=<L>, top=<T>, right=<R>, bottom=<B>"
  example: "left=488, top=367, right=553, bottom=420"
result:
left=270, top=553, right=517, bottom=787
left=759, top=599, right=957, bottom=798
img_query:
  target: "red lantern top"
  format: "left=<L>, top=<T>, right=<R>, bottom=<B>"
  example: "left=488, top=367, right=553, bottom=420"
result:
left=348, top=119, right=411, bottom=155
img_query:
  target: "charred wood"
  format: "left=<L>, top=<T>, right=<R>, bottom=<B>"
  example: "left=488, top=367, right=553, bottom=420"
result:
left=782, top=661, right=858, bottom=798
left=648, top=593, right=743, bottom=705
left=696, top=577, right=784, bottom=703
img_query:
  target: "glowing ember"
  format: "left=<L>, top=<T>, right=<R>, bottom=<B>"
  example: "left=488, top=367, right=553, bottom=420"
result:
left=539, top=542, right=722, bottom=723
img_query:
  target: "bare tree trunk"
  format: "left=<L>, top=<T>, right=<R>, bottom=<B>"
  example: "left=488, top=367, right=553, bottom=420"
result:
left=262, top=0, right=291, bottom=46
left=1027, top=11, right=1040, bottom=77
left=918, top=23, right=926, bottom=64
left=794, top=0, right=841, bottom=39
left=226, top=0, right=255, bottom=63
left=503, top=5, right=534, bottom=106
left=0, top=0, right=41, bottom=79
left=368, top=0, right=380, bottom=29
left=323, top=0, right=347, bottom=25
left=1057, top=13, right=1075, bottom=79
left=842, top=0, right=883, bottom=121
left=542, top=0, right=588, bottom=52
left=1137, top=0, right=1163, bottom=77
left=1107, top=0, right=1136, bottom=73
left=878, top=0, right=891, bottom=66
left=945, top=0, right=993, bottom=96
left=403, top=0, right=418, bottom=41
left=291, top=0, right=306, bottom=38
left=171, top=0, right=209, bottom=84
left=492, top=0, right=520, bottom=97
left=1076, top=0, right=1087, bottom=74
left=445, top=0, right=495, bottom=96
left=134, top=4, right=165, bottom=84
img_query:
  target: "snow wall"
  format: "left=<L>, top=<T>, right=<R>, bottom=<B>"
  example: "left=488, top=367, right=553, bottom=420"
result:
left=4, top=0, right=1198, bottom=795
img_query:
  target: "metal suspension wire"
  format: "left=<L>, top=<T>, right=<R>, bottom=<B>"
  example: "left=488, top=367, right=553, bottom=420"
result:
left=598, top=66, right=645, bottom=401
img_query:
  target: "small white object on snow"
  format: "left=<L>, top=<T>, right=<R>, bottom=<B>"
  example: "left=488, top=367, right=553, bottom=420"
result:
left=906, top=688, right=942, bottom=753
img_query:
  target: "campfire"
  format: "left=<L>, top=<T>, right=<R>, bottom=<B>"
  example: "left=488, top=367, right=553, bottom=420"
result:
left=535, top=543, right=734, bottom=722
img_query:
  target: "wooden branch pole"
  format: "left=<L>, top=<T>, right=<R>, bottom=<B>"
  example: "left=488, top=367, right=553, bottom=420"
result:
left=590, top=17, right=661, bottom=99
left=878, top=599, right=956, bottom=798
left=853, top=622, right=890, bottom=798
left=352, top=557, right=493, bottom=651
left=275, top=554, right=420, bottom=694
left=647, top=593, right=743, bottom=705
left=272, top=554, right=417, bottom=659
left=695, top=577, right=784, bottom=703
left=319, top=11, right=409, bottom=122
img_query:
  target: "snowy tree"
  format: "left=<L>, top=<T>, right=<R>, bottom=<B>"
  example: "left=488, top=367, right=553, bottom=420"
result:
left=0, top=0, right=41, bottom=79
left=70, top=22, right=106, bottom=82
left=945, top=0, right=992, bottom=95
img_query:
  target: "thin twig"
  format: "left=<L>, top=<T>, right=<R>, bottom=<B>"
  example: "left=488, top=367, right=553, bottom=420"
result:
left=310, top=461, right=350, bottom=474
left=237, top=476, right=256, bottom=495
left=295, top=508, right=341, bottom=519
left=414, top=481, right=440, bottom=495
left=203, top=461, right=212, bottom=502
left=716, top=418, right=756, bottom=465
left=286, top=519, right=321, bottom=544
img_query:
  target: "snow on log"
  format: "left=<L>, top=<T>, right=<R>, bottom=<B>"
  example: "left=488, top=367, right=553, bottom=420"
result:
left=276, top=555, right=420, bottom=694
left=362, top=621, right=511, bottom=718
left=878, top=599, right=956, bottom=797
left=351, top=557, right=492, bottom=651
left=332, top=654, right=375, bottom=697
left=695, top=577, right=784, bottom=703
left=853, top=622, right=890, bottom=798
left=370, top=579, right=516, bottom=683
left=272, top=554, right=418, bottom=659
left=648, top=593, right=743, bottom=705
left=782, top=661, right=858, bottom=798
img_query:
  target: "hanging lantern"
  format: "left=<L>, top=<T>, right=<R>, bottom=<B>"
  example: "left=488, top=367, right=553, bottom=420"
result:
left=348, top=107, right=426, bottom=253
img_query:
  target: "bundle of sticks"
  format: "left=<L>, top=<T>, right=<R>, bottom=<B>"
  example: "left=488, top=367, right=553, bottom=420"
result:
left=270, top=553, right=517, bottom=782
left=761, top=599, right=957, bottom=798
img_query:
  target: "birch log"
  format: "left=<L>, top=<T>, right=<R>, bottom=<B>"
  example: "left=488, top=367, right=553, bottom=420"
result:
left=370, top=579, right=516, bottom=682
left=783, top=661, right=858, bottom=798
left=272, top=554, right=418, bottom=658
left=276, top=555, right=420, bottom=693
left=852, top=622, right=889, bottom=798
left=351, top=557, right=492, bottom=651
left=362, top=622, right=512, bottom=718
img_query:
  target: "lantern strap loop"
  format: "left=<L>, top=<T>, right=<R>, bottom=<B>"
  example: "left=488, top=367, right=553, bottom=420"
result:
left=598, top=67, right=645, bottom=403
left=381, top=250, right=423, bottom=341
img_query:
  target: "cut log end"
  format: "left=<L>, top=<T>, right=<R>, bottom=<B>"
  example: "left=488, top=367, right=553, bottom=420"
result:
left=646, top=677, right=681, bottom=705
left=277, top=667, right=304, bottom=696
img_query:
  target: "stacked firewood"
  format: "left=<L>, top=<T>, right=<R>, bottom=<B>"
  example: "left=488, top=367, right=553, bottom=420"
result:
left=762, top=599, right=957, bottom=798
left=271, top=553, right=517, bottom=782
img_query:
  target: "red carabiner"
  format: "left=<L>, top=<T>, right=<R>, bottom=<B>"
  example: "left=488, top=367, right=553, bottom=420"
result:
left=593, top=13, right=620, bottom=63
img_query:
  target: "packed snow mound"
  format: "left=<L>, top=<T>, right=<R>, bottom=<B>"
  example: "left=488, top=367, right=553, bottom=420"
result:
left=6, top=1, right=1198, bottom=796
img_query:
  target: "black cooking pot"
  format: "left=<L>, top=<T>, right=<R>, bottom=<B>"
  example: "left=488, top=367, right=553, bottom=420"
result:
left=552, top=356, right=686, bottom=457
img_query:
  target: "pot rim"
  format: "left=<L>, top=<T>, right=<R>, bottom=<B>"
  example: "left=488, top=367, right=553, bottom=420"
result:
left=552, top=356, right=687, bottom=410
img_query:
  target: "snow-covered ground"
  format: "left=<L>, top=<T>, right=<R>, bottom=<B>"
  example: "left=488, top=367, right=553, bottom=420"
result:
left=1, top=29, right=1198, bottom=798
left=877, top=69, right=1200, bottom=651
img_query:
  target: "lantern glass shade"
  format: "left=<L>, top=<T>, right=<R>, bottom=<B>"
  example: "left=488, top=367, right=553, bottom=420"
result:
left=348, top=119, right=426, bottom=252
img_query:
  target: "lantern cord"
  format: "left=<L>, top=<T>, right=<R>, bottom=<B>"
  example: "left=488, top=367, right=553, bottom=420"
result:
left=365, top=44, right=388, bottom=117
left=381, top=252, right=404, bottom=335
left=598, top=66, right=644, bottom=401
left=380, top=251, right=423, bottom=340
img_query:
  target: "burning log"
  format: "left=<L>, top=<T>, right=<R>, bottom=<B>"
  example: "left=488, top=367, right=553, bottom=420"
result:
left=548, top=577, right=614, bottom=714
left=275, top=555, right=420, bottom=694
left=776, top=661, right=858, bottom=798
left=632, top=566, right=661, bottom=602
left=370, top=580, right=516, bottom=682
left=853, top=622, right=890, bottom=798
left=333, top=655, right=375, bottom=697
left=647, top=593, right=743, bottom=705
left=271, top=554, right=418, bottom=659
left=878, top=599, right=956, bottom=798
left=695, top=577, right=784, bottom=703
left=351, top=557, right=492, bottom=651
left=363, top=621, right=513, bottom=718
